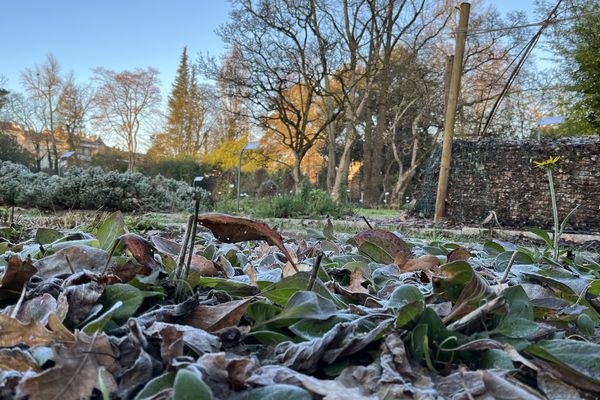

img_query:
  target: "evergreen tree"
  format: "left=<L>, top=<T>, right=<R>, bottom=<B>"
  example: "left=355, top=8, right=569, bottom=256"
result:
left=166, top=47, right=191, bottom=155
left=0, top=88, right=8, bottom=111
left=568, top=8, right=600, bottom=132
left=546, top=0, right=600, bottom=135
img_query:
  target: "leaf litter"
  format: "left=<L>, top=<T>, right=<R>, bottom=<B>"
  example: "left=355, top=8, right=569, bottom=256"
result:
left=0, top=211, right=599, bottom=399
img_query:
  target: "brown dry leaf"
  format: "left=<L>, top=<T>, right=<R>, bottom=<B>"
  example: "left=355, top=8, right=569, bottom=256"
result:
left=112, top=233, right=162, bottom=281
left=184, top=299, right=251, bottom=332
left=348, top=268, right=370, bottom=294
left=63, top=280, right=104, bottom=327
left=0, top=348, right=40, bottom=372
left=0, top=313, right=74, bottom=347
left=33, top=245, right=108, bottom=279
left=151, top=236, right=219, bottom=276
left=198, top=213, right=297, bottom=270
left=158, top=325, right=185, bottom=367
left=447, top=247, right=471, bottom=263
left=19, top=332, right=118, bottom=400
left=189, top=254, right=220, bottom=276
left=150, top=235, right=181, bottom=255
left=5, top=293, right=57, bottom=325
left=283, top=262, right=311, bottom=278
left=401, top=255, right=441, bottom=274
left=245, top=264, right=258, bottom=286
left=1, top=255, right=37, bottom=291
left=352, top=229, right=411, bottom=266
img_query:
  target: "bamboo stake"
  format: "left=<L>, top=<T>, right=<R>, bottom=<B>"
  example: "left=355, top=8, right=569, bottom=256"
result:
left=434, top=2, right=471, bottom=222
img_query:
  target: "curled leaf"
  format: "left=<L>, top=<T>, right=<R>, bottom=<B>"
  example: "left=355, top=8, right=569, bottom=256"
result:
left=197, top=213, right=297, bottom=270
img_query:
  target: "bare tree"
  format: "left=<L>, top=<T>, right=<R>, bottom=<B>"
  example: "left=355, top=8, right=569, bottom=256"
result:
left=4, top=93, right=48, bottom=170
left=20, top=53, right=63, bottom=172
left=206, top=0, right=341, bottom=193
left=92, top=67, right=161, bottom=171
left=57, top=76, right=94, bottom=158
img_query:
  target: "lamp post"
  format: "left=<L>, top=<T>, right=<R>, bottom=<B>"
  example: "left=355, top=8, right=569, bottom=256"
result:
left=237, top=142, right=260, bottom=212
left=58, top=151, right=75, bottom=176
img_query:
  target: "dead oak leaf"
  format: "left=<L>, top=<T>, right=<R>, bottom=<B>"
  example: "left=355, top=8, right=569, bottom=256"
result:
left=348, top=268, right=370, bottom=294
left=0, top=313, right=74, bottom=347
left=0, top=348, right=40, bottom=372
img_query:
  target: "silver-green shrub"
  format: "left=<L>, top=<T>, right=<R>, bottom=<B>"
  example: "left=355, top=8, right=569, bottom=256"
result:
left=0, top=161, right=210, bottom=212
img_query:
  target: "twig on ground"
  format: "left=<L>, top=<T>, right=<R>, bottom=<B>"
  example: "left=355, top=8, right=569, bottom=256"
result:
left=448, top=296, right=506, bottom=332
left=500, top=250, right=519, bottom=283
left=65, top=255, right=75, bottom=274
left=362, top=216, right=374, bottom=230
left=100, top=238, right=120, bottom=276
left=10, top=286, right=27, bottom=319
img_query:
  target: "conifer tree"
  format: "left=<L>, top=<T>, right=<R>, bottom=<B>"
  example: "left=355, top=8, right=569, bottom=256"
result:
left=166, top=47, right=190, bottom=155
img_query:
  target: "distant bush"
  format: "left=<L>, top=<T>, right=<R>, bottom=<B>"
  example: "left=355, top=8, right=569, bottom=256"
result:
left=0, top=161, right=210, bottom=212
left=0, top=134, right=34, bottom=168
left=141, top=156, right=212, bottom=183
left=255, top=188, right=352, bottom=218
left=256, top=180, right=278, bottom=197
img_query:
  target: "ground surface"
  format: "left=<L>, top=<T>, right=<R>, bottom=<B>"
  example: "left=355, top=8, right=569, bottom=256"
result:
left=1, top=209, right=600, bottom=398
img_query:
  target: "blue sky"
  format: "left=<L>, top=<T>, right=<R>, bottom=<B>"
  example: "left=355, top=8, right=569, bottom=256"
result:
left=2, top=0, right=541, bottom=98
left=1, top=0, right=231, bottom=96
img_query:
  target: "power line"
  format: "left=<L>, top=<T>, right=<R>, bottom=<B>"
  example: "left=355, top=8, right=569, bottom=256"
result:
left=466, top=9, right=600, bottom=36
left=479, top=0, right=565, bottom=136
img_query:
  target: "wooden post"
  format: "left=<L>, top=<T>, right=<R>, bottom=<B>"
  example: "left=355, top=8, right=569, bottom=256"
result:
left=434, top=2, right=470, bottom=222
left=443, top=55, right=454, bottom=112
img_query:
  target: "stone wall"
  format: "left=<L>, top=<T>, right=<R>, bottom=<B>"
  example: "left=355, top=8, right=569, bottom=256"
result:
left=416, top=136, right=600, bottom=232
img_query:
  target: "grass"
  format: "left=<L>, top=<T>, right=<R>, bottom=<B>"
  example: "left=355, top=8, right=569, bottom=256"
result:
left=355, top=208, right=400, bottom=218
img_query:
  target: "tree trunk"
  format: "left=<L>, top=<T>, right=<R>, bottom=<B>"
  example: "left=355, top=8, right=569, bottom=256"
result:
left=292, top=154, right=303, bottom=195
left=362, top=103, right=374, bottom=204
left=326, top=125, right=336, bottom=192
left=332, top=120, right=355, bottom=201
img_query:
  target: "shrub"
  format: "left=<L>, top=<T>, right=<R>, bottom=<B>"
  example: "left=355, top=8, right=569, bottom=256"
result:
left=255, top=188, right=352, bottom=218
left=0, top=161, right=210, bottom=212
left=0, top=134, right=34, bottom=168
left=141, top=156, right=212, bottom=183
left=256, top=180, right=278, bottom=197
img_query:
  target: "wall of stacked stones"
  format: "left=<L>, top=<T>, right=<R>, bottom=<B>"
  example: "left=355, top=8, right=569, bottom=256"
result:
left=417, top=137, right=600, bottom=232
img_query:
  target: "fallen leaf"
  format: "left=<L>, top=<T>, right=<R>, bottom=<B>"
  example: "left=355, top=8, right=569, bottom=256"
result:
left=63, top=280, right=104, bottom=327
left=446, top=246, right=471, bottom=262
left=111, top=233, right=162, bottom=281
left=5, top=293, right=57, bottom=325
left=401, top=255, right=440, bottom=274
left=347, top=268, right=370, bottom=294
left=146, top=322, right=221, bottom=356
left=351, top=229, right=411, bottom=266
left=1, top=254, right=37, bottom=291
left=0, top=348, right=40, bottom=372
left=184, top=299, right=251, bottom=332
left=197, top=213, right=297, bottom=270
left=34, top=245, right=108, bottom=279
left=19, top=332, right=117, bottom=400
left=0, top=313, right=74, bottom=347
left=152, top=236, right=219, bottom=276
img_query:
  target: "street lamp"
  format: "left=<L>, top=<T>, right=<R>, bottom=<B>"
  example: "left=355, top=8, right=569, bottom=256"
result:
left=58, top=151, right=75, bottom=176
left=237, top=142, right=260, bottom=212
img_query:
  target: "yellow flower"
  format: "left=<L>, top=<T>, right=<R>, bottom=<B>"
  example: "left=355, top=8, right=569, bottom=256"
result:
left=533, top=155, right=560, bottom=168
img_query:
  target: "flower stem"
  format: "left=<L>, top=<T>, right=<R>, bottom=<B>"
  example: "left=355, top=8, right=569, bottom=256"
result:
left=546, top=168, right=560, bottom=260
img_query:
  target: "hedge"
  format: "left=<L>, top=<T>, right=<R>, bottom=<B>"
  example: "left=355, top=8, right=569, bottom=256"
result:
left=0, top=161, right=210, bottom=212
